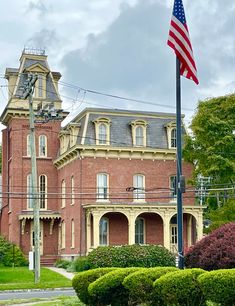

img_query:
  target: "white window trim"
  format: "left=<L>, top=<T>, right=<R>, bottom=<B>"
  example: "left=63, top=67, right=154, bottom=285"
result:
left=99, top=217, right=109, bottom=246
left=39, top=174, right=47, bottom=210
left=130, top=120, right=148, bottom=147
left=170, top=175, right=177, bottom=203
left=71, top=219, right=75, bottom=249
left=133, top=174, right=146, bottom=202
left=61, top=179, right=66, bottom=208
left=135, top=217, right=145, bottom=244
left=61, top=220, right=66, bottom=249
left=96, top=173, right=109, bottom=202
left=165, top=122, right=177, bottom=149
left=38, top=135, right=47, bottom=157
left=93, top=117, right=111, bottom=146
left=27, top=134, right=31, bottom=157
left=71, top=176, right=75, bottom=205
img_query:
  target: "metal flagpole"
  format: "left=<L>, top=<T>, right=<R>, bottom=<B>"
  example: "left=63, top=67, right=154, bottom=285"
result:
left=176, top=57, right=184, bottom=269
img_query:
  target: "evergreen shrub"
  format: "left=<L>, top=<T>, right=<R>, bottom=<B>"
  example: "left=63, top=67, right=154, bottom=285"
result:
left=185, top=222, right=235, bottom=270
left=198, top=269, right=235, bottom=306
left=0, top=235, right=28, bottom=267
left=88, top=244, right=175, bottom=268
left=68, top=256, right=91, bottom=272
left=72, top=267, right=116, bottom=305
left=54, top=259, right=71, bottom=269
left=88, top=267, right=141, bottom=306
left=123, top=266, right=178, bottom=305
left=153, top=268, right=206, bottom=306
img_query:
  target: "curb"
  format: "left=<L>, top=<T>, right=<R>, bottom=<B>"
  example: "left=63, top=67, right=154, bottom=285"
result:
left=0, top=287, right=74, bottom=293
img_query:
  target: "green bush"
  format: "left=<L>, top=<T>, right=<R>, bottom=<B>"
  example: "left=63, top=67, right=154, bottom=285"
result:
left=0, top=236, right=28, bottom=267
left=88, top=244, right=175, bottom=268
left=123, top=266, right=178, bottom=305
left=54, top=259, right=71, bottom=269
left=72, top=267, right=116, bottom=305
left=198, top=269, right=235, bottom=306
left=69, top=256, right=91, bottom=272
left=88, top=267, right=141, bottom=306
left=153, top=268, right=206, bottom=306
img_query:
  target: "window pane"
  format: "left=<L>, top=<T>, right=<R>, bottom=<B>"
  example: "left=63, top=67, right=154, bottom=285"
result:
left=171, top=128, right=176, bottom=148
left=39, top=135, right=47, bottom=156
left=99, top=124, right=107, bottom=144
left=39, top=175, right=46, bottom=209
left=97, top=174, right=108, bottom=199
left=27, top=174, right=33, bottom=209
left=170, top=176, right=177, bottom=198
left=133, top=175, right=145, bottom=200
left=99, top=218, right=108, bottom=245
left=136, top=126, right=144, bottom=146
left=135, top=218, right=144, bottom=244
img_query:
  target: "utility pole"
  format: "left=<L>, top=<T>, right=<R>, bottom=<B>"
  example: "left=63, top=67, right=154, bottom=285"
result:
left=22, top=74, right=40, bottom=283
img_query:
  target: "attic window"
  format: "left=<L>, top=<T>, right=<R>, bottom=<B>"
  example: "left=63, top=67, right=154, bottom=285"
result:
left=130, top=120, right=148, bottom=147
left=93, top=117, right=111, bottom=145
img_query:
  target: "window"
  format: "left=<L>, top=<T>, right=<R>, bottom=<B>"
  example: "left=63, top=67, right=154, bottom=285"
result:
left=171, top=128, right=177, bottom=148
left=27, top=174, right=33, bottom=209
left=98, top=124, right=107, bottom=144
left=93, top=117, right=111, bottom=145
left=71, top=219, right=75, bottom=248
left=135, top=218, right=144, bottom=244
left=171, top=225, right=177, bottom=244
left=97, top=173, right=109, bottom=200
left=38, top=74, right=43, bottom=98
left=61, top=180, right=66, bottom=207
left=133, top=174, right=145, bottom=201
left=71, top=176, right=75, bottom=205
left=130, top=120, right=148, bottom=147
left=39, top=135, right=47, bottom=157
left=170, top=176, right=177, bottom=200
left=99, top=217, right=108, bottom=245
left=39, top=175, right=47, bottom=209
left=27, top=134, right=31, bottom=156
left=61, top=221, right=65, bottom=249
left=136, top=126, right=144, bottom=146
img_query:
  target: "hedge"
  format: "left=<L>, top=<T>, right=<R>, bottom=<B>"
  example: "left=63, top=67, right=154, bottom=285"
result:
left=88, top=267, right=141, bottom=306
left=153, top=268, right=206, bottom=306
left=123, top=266, right=178, bottom=305
left=72, top=267, right=116, bottom=305
left=198, top=269, right=235, bottom=306
left=88, top=244, right=175, bottom=268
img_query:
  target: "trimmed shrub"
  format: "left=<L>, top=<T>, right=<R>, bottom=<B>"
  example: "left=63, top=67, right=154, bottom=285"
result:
left=72, top=267, right=116, bottom=305
left=88, top=244, right=175, bottom=268
left=54, top=259, right=71, bottom=269
left=88, top=267, right=141, bottom=306
left=0, top=236, right=28, bottom=267
left=198, top=269, right=235, bottom=306
left=69, top=256, right=91, bottom=272
left=123, top=267, right=178, bottom=305
left=153, top=268, right=206, bottom=306
left=185, top=222, right=235, bottom=270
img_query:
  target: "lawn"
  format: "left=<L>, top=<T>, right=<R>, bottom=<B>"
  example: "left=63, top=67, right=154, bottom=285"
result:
left=0, top=267, right=72, bottom=290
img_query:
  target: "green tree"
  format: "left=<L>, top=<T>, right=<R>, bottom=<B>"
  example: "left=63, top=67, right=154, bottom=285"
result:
left=184, top=95, right=235, bottom=184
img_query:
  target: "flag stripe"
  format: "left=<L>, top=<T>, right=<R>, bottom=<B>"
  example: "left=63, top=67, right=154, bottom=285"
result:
left=167, top=0, right=199, bottom=85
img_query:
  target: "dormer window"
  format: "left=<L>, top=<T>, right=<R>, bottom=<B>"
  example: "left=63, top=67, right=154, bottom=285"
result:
left=130, top=120, right=148, bottom=147
left=165, top=122, right=177, bottom=149
left=93, top=117, right=111, bottom=145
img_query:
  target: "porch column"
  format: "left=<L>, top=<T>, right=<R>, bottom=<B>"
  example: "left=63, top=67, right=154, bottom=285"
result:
left=86, top=213, right=91, bottom=253
left=92, top=212, right=101, bottom=248
left=187, top=215, right=192, bottom=247
left=197, top=212, right=204, bottom=241
left=128, top=213, right=136, bottom=245
left=163, top=212, right=171, bottom=250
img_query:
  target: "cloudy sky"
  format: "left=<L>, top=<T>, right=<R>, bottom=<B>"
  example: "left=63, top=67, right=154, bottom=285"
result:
left=0, top=0, right=235, bottom=127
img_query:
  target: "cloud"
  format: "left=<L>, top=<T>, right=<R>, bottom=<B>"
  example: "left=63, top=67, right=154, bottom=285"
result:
left=26, top=29, right=58, bottom=50
left=27, top=0, right=49, bottom=17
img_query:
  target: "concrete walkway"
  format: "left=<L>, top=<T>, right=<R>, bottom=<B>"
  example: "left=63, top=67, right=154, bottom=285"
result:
left=48, top=266, right=75, bottom=280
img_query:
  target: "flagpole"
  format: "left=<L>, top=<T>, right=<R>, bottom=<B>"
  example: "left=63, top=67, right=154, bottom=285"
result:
left=176, top=57, right=184, bottom=269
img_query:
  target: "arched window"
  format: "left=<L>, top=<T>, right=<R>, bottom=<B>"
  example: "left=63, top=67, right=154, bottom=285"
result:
left=97, top=173, right=109, bottom=200
left=135, top=126, right=144, bottom=146
left=171, top=128, right=177, bottom=148
left=71, top=219, right=75, bottom=248
left=39, top=174, right=47, bottom=209
left=61, top=220, right=65, bottom=249
left=98, top=123, right=107, bottom=144
left=61, top=179, right=66, bottom=207
left=135, top=218, right=144, bottom=244
left=133, top=174, right=145, bottom=201
left=27, top=134, right=31, bottom=156
left=99, top=217, right=108, bottom=245
left=27, top=174, right=33, bottom=209
left=71, top=176, right=75, bottom=205
left=39, top=135, right=47, bottom=157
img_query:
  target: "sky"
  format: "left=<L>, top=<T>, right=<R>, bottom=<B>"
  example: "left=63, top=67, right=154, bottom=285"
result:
left=1, top=0, right=235, bottom=128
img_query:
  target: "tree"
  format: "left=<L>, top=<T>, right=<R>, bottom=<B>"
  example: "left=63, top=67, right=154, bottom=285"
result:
left=184, top=95, right=235, bottom=185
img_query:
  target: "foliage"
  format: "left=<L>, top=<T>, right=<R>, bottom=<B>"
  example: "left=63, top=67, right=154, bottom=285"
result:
left=68, top=256, right=91, bottom=272
left=123, top=266, right=178, bottom=305
left=198, top=269, right=235, bottom=306
left=72, top=267, right=116, bottom=305
left=54, top=259, right=71, bottom=269
left=184, top=95, right=235, bottom=184
left=205, top=200, right=235, bottom=233
left=0, top=267, right=71, bottom=290
left=0, top=235, right=28, bottom=267
left=87, top=244, right=175, bottom=268
left=185, top=222, right=235, bottom=270
left=153, top=268, right=206, bottom=306
left=88, top=267, right=140, bottom=306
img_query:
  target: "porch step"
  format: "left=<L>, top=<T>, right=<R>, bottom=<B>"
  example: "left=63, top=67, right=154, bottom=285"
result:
left=40, top=255, right=59, bottom=266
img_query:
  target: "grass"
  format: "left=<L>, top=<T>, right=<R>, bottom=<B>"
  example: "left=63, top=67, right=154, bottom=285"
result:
left=0, top=296, right=85, bottom=305
left=0, top=267, right=72, bottom=290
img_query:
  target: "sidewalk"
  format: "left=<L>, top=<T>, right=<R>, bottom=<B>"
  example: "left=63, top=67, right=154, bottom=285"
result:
left=48, top=267, right=75, bottom=280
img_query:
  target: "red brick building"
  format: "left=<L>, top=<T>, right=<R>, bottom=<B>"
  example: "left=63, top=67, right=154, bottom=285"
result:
left=0, top=50, right=203, bottom=263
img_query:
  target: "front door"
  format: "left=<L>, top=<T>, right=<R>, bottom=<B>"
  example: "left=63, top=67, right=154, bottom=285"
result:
left=30, top=221, right=43, bottom=255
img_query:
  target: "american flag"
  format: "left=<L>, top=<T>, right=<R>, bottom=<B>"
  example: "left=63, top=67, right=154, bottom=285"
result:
left=167, top=0, right=199, bottom=85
